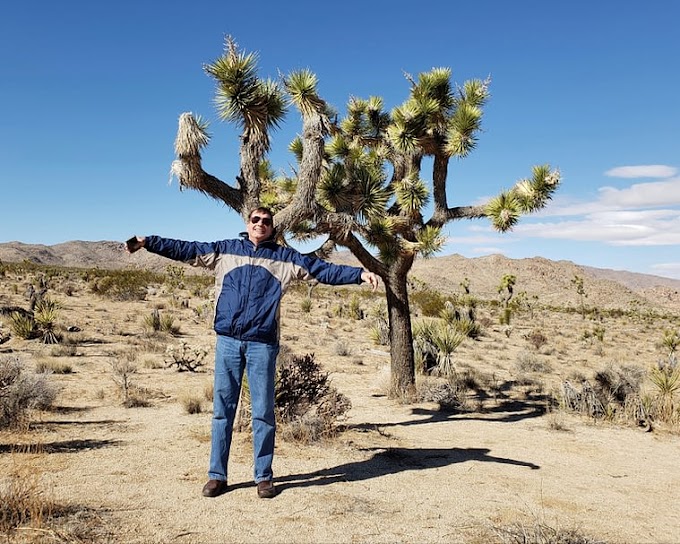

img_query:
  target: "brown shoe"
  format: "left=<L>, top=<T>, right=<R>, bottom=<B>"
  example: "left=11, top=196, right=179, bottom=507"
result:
left=202, top=479, right=228, bottom=498
left=256, top=480, right=276, bottom=499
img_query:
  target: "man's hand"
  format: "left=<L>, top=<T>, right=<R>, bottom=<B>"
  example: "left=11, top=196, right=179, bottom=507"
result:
left=361, top=271, right=380, bottom=291
left=125, top=236, right=145, bottom=254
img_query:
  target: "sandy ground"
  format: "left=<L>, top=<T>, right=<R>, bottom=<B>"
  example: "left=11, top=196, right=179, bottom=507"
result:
left=2, top=276, right=680, bottom=543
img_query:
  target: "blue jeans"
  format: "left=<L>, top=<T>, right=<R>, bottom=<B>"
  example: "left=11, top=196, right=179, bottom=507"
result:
left=208, top=334, right=279, bottom=484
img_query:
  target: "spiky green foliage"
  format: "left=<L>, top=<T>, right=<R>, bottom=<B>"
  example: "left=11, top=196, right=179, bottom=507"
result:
left=33, top=297, right=61, bottom=344
left=446, top=102, right=483, bottom=157
left=395, top=175, right=429, bottom=215
left=205, top=40, right=286, bottom=146
left=414, top=226, right=445, bottom=258
left=486, top=191, right=521, bottom=231
left=285, top=69, right=325, bottom=116
left=512, top=164, right=561, bottom=212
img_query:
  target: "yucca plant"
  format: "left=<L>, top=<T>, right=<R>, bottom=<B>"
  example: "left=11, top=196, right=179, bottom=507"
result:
left=649, top=356, right=680, bottom=423
left=144, top=309, right=162, bottom=333
left=661, top=329, right=680, bottom=356
left=33, top=297, right=61, bottom=344
left=431, top=323, right=465, bottom=378
left=9, top=312, right=37, bottom=340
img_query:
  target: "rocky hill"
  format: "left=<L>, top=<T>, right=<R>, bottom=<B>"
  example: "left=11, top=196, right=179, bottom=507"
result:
left=1, top=240, right=679, bottom=313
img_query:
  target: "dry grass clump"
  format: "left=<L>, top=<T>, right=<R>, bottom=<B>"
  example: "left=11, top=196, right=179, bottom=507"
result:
left=143, top=308, right=180, bottom=336
left=1, top=465, right=111, bottom=543
left=0, top=355, right=57, bottom=430
left=492, top=520, right=606, bottom=543
left=181, top=394, right=203, bottom=414
left=110, top=351, right=151, bottom=408
left=34, top=358, right=74, bottom=374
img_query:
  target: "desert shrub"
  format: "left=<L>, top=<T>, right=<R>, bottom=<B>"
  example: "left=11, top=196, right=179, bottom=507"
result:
left=333, top=341, right=351, bottom=356
left=110, top=351, right=150, bottom=407
left=453, top=317, right=482, bottom=339
left=300, top=297, right=312, bottom=313
left=0, top=469, right=56, bottom=538
left=525, top=329, right=548, bottom=351
left=439, top=300, right=481, bottom=339
left=164, top=264, right=186, bottom=291
left=594, top=364, right=644, bottom=405
left=417, top=379, right=471, bottom=412
left=413, top=319, right=465, bottom=377
left=181, top=395, right=203, bottom=414
left=143, top=308, right=178, bottom=335
left=0, top=355, right=57, bottom=429
left=144, top=308, right=162, bottom=332
left=275, top=353, right=329, bottom=421
left=410, top=287, right=447, bottom=317
left=35, top=359, right=73, bottom=374
left=493, top=519, right=606, bottom=544
left=348, top=294, right=363, bottom=320
left=274, top=353, right=351, bottom=442
left=368, top=303, right=389, bottom=345
left=91, top=269, right=161, bottom=301
left=165, top=342, right=208, bottom=372
left=515, top=351, right=552, bottom=374
left=562, top=364, right=645, bottom=423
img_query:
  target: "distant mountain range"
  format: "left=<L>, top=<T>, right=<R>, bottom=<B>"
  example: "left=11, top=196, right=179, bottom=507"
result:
left=2, top=240, right=679, bottom=313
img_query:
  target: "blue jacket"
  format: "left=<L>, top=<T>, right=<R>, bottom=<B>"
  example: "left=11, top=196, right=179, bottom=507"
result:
left=144, top=235, right=363, bottom=344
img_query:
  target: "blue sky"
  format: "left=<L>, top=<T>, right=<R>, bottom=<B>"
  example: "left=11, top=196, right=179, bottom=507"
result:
left=1, top=1, right=679, bottom=278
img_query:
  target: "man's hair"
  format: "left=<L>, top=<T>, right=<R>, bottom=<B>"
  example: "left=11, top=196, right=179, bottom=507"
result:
left=248, top=206, right=274, bottom=219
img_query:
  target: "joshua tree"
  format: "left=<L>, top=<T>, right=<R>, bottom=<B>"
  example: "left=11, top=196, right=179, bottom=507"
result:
left=169, top=37, right=561, bottom=397
left=498, top=274, right=517, bottom=325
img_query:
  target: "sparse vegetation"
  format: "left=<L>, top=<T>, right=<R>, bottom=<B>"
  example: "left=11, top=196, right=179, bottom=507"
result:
left=0, top=355, right=57, bottom=429
left=164, top=341, right=208, bottom=372
left=0, top=254, right=679, bottom=542
left=274, top=353, right=351, bottom=442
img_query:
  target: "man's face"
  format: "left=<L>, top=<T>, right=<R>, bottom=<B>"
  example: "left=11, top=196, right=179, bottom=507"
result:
left=247, top=211, right=274, bottom=245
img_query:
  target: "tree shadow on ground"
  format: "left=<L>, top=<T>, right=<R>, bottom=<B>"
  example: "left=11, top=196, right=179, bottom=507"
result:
left=348, top=394, right=547, bottom=433
left=0, top=438, right=124, bottom=454
left=266, top=446, right=539, bottom=494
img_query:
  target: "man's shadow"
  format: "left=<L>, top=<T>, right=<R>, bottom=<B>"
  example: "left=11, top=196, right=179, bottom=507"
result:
left=268, top=446, right=539, bottom=494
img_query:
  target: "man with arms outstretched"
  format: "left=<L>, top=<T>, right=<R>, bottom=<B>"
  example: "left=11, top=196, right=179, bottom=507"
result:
left=127, top=207, right=379, bottom=498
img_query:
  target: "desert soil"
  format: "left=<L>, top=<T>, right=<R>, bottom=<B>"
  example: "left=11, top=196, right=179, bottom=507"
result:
left=1, top=266, right=680, bottom=544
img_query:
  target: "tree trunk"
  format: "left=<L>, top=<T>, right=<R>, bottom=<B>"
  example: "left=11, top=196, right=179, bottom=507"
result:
left=384, top=267, right=416, bottom=398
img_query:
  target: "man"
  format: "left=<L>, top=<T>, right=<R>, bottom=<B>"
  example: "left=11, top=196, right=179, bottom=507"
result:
left=126, top=207, right=379, bottom=499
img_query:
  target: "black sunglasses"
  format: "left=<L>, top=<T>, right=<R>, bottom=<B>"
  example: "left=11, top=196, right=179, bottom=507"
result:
left=250, top=215, right=273, bottom=226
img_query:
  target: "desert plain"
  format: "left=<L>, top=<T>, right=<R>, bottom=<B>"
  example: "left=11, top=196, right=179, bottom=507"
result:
left=1, top=243, right=680, bottom=544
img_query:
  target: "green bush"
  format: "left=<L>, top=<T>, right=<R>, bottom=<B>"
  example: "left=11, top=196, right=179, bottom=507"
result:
left=410, top=287, right=447, bottom=317
left=91, top=269, right=162, bottom=301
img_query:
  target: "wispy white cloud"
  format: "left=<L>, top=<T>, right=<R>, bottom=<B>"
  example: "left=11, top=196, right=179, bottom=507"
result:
left=649, top=263, right=680, bottom=279
left=605, top=165, right=677, bottom=178
left=448, top=166, right=680, bottom=248
left=599, top=178, right=680, bottom=207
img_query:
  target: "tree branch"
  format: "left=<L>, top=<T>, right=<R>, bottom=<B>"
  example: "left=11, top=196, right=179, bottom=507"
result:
left=171, top=157, right=243, bottom=210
